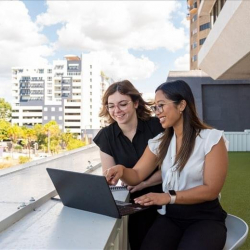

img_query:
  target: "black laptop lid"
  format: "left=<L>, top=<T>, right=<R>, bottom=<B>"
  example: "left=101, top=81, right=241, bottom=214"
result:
left=46, top=168, right=121, bottom=218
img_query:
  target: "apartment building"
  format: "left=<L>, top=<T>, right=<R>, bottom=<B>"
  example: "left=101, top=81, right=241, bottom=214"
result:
left=198, top=0, right=250, bottom=80
left=167, top=0, right=250, bottom=131
left=187, top=0, right=212, bottom=70
left=11, top=54, right=111, bottom=134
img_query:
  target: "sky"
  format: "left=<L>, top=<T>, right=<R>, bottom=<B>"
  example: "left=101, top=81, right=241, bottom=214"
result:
left=0, top=0, right=190, bottom=103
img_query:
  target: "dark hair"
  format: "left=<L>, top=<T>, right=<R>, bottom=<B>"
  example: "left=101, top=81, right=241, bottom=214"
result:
left=99, top=80, right=152, bottom=124
left=156, top=80, right=211, bottom=170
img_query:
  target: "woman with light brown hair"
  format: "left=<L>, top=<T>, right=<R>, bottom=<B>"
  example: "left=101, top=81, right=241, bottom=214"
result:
left=106, top=80, right=228, bottom=250
left=93, top=80, right=164, bottom=250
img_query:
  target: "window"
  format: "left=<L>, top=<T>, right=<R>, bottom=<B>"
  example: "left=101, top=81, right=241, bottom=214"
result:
left=90, top=65, right=92, bottom=69
left=192, top=28, right=197, bottom=36
left=47, top=90, right=52, bottom=94
left=51, top=107, right=55, bottom=111
left=51, top=116, right=55, bottom=120
left=44, top=116, right=48, bottom=120
left=192, top=14, right=197, bottom=23
left=44, top=107, right=48, bottom=111
left=90, top=72, right=92, bottom=75
left=200, top=23, right=210, bottom=31
left=200, top=38, right=206, bottom=45
left=191, top=42, right=197, bottom=49
left=90, top=85, right=92, bottom=89
left=47, top=69, right=52, bottom=74
left=90, top=92, right=92, bottom=95
left=59, top=116, right=62, bottom=120
left=192, top=55, right=197, bottom=62
left=90, top=112, right=92, bottom=116
left=59, top=107, right=63, bottom=111
left=47, top=77, right=52, bottom=81
left=90, top=78, right=92, bottom=82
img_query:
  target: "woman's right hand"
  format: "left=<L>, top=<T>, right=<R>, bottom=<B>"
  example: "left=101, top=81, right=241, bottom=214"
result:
left=104, top=165, right=124, bottom=185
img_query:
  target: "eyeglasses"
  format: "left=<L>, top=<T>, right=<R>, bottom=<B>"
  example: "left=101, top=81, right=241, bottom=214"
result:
left=106, top=100, right=132, bottom=112
left=150, top=101, right=176, bottom=113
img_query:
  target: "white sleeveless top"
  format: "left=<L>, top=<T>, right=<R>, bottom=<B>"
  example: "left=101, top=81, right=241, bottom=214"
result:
left=148, top=129, right=229, bottom=215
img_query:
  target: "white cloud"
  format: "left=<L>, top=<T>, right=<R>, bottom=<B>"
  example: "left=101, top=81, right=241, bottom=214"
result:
left=0, top=1, right=189, bottom=101
left=0, top=1, right=54, bottom=101
left=37, top=1, right=187, bottom=52
left=82, top=50, right=156, bottom=81
left=174, top=53, right=190, bottom=71
left=35, top=1, right=188, bottom=83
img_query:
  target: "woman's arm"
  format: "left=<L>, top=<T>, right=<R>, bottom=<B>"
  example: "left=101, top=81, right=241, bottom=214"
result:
left=176, top=137, right=228, bottom=204
left=105, top=146, right=158, bottom=186
left=135, top=137, right=228, bottom=206
left=127, top=170, right=162, bottom=193
left=100, top=151, right=116, bottom=174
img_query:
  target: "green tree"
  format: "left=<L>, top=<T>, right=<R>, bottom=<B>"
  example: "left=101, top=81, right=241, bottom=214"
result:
left=0, top=98, right=12, bottom=121
left=0, top=119, right=11, bottom=141
left=43, top=121, right=61, bottom=154
left=22, top=127, right=37, bottom=158
left=67, top=138, right=86, bottom=150
left=7, top=124, right=23, bottom=155
left=33, top=124, right=46, bottom=148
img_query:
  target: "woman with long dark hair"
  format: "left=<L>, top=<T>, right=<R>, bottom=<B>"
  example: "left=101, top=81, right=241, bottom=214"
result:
left=106, top=80, right=228, bottom=250
left=93, top=80, right=164, bottom=250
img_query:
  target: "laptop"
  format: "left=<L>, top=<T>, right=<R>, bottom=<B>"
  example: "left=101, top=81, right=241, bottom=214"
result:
left=46, top=168, right=149, bottom=218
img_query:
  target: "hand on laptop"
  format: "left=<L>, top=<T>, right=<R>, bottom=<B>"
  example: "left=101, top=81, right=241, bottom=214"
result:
left=134, top=192, right=170, bottom=206
left=104, top=165, right=124, bottom=185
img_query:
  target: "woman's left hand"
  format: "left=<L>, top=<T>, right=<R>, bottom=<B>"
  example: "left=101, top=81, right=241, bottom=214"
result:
left=134, top=192, right=170, bottom=206
left=127, top=182, right=146, bottom=193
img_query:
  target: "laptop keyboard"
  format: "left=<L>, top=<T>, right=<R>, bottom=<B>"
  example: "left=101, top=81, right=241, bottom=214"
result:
left=115, top=200, right=147, bottom=216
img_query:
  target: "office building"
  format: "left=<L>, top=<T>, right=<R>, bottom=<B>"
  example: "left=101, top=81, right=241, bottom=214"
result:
left=187, top=0, right=211, bottom=70
left=167, top=0, right=250, bottom=131
left=11, top=54, right=111, bottom=134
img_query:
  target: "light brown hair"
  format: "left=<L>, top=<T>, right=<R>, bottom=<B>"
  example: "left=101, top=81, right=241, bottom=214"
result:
left=100, top=80, right=152, bottom=124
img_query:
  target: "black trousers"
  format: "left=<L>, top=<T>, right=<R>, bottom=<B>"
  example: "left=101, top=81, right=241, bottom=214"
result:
left=128, top=207, right=159, bottom=250
left=129, top=184, right=163, bottom=250
left=140, top=215, right=227, bottom=250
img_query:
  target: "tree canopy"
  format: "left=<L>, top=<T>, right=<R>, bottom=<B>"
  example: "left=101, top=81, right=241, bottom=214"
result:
left=0, top=98, right=12, bottom=121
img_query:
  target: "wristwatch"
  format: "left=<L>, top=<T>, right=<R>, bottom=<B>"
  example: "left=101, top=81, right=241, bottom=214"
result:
left=168, top=190, right=176, bottom=204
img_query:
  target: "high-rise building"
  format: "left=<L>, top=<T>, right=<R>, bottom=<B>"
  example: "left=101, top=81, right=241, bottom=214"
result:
left=11, top=54, right=111, bottom=134
left=167, top=0, right=250, bottom=131
left=198, top=0, right=250, bottom=80
left=187, top=0, right=213, bottom=70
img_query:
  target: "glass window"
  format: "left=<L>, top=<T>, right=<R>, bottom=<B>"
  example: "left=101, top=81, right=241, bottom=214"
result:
left=200, top=38, right=206, bottom=45
left=200, top=23, right=210, bottom=31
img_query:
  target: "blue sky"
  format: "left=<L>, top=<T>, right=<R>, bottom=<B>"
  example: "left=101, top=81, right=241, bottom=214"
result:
left=0, top=1, right=190, bottom=102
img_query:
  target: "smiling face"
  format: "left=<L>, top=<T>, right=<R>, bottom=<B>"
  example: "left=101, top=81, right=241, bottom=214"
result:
left=107, top=91, right=138, bottom=125
left=154, top=90, right=184, bottom=130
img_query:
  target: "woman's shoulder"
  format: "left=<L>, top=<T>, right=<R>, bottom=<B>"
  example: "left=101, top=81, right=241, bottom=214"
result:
left=199, top=128, right=224, bottom=139
left=198, top=129, right=228, bottom=154
left=93, top=123, right=117, bottom=142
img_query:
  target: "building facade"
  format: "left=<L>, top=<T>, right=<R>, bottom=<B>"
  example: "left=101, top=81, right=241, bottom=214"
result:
left=187, top=0, right=211, bottom=70
left=198, top=0, right=250, bottom=79
left=168, top=0, right=250, bottom=132
left=11, top=54, right=111, bottom=134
